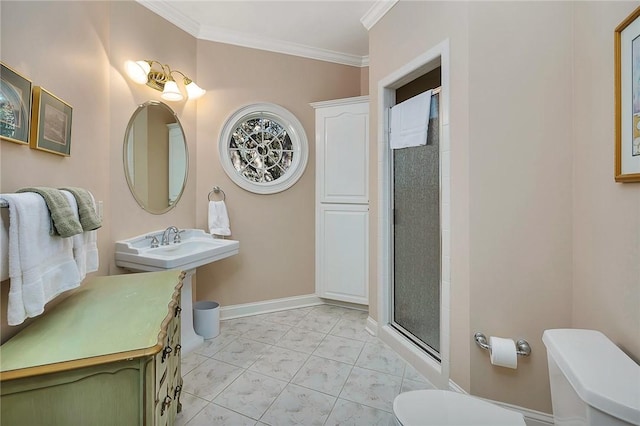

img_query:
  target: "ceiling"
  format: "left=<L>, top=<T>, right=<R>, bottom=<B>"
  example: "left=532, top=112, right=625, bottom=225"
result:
left=137, top=0, right=398, bottom=67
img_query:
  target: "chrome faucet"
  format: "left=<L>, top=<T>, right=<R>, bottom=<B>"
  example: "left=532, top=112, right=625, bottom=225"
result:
left=161, top=226, right=181, bottom=246
left=145, top=234, right=160, bottom=248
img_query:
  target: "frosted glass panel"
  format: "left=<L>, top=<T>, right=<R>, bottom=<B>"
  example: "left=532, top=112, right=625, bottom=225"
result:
left=392, top=94, right=440, bottom=355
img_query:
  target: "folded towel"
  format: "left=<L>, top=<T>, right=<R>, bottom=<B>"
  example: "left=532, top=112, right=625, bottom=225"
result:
left=16, top=187, right=83, bottom=237
left=59, top=187, right=102, bottom=231
left=208, top=200, right=231, bottom=236
left=390, top=90, right=432, bottom=149
left=61, top=190, right=99, bottom=280
left=2, top=193, right=82, bottom=325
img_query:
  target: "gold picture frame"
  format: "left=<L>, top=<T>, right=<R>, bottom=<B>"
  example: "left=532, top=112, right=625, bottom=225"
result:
left=1, top=62, right=32, bottom=145
left=615, top=6, right=640, bottom=182
left=30, top=86, right=72, bottom=156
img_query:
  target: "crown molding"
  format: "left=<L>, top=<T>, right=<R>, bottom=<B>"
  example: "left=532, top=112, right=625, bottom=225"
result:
left=198, top=25, right=367, bottom=68
left=360, top=0, right=399, bottom=30
left=136, top=0, right=368, bottom=67
left=136, top=0, right=201, bottom=36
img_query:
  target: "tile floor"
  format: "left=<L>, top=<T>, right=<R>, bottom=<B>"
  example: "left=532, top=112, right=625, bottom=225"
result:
left=176, top=304, right=436, bottom=426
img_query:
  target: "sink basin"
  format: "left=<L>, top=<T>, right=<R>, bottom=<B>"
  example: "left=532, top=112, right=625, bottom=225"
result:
left=115, top=229, right=239, bottom=272
left=115, top=229, right=239, bottom=355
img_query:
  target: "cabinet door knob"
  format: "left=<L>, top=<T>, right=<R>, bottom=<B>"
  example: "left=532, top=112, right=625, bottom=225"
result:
left=174, top=306, right=182, bottom=317
left=174, top=384, right=182, bottom=399
left=174, top=344, right=182, bottom=356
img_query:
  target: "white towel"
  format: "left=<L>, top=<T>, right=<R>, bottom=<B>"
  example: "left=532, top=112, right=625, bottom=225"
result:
left=208, top=200, right=231, bottom=236
left=2, top=193, right=82, bottom=325
left=390, top=90, right=432, bottom=149
left=1, top=206, right=9, bottom=281
left=61, top=190, right=99, bottom=280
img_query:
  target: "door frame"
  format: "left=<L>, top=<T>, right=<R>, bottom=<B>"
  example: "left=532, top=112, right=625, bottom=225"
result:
left=376, top=39, right=451, bottom=389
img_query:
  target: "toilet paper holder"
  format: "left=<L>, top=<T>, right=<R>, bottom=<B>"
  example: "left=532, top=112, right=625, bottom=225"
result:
left=474, top=332, right=531, bottom=357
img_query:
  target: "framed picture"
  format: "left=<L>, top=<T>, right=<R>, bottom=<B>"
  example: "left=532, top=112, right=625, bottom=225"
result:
left=0, top=62, right=32, bottom=145
left=30, top=86, right=72, bottom=156
left=615, top=6, right=640, bottom=182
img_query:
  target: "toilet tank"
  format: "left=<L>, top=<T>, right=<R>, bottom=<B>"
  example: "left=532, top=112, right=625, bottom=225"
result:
left=542, top=329, right=640, bottom=426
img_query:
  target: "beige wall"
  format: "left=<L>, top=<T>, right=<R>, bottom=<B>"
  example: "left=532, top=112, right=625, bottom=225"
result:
left=193, top=41, right=362, bottom=306
left=1, top=1, right=112, bottom=341
left=107, top=0, right=198, bottom=248
left=467, top=2, right=574, bottom=410
left=369, top=0, right=639, bottom=414
left=572, top=2, right=640, bottom=360
left=0, top=1, right=363, bottom=341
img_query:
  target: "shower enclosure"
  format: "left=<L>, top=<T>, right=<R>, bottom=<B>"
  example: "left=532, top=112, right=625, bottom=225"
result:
left=391, top=92, right=441, bottom=360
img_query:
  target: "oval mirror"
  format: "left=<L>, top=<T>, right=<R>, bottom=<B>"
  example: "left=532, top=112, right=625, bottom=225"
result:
left=123, top=101, right=188, bottom=214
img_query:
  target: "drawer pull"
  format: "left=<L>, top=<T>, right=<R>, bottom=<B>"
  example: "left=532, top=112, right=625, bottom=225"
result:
left=174, top=384, right=182, bottom=399
left=174, top=344, right=182, bottom=356
left=160, top=395, right=172, bottom=416
left=162, top=345, right=172, bottom=363
left=174, top=306, right=182, bottom=317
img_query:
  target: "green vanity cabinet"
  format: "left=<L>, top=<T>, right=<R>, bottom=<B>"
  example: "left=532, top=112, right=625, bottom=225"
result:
left=0, top=270, right=185, bottom=426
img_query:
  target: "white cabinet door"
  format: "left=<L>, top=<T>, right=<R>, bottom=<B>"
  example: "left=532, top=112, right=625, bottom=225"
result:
left=316, top=204, right=369, bottom=304
left=315, top=99, right=369, bottom=204
left=312, top=96, right=370, bottom=306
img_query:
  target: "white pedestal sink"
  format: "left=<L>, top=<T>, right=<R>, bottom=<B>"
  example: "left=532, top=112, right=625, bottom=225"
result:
left=114, top=229, right=239, bottom=354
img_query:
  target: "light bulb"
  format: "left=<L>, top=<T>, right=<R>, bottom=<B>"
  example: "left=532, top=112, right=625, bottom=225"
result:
left=125, top=60, right=151, bottom=84
left=161, top=80, right=183, bottom=101
left=185, top=81, right=206, bottom=100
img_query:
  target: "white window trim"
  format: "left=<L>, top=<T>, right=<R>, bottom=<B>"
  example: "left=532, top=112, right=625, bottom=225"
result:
left=218, top=103, right=309, bottom=194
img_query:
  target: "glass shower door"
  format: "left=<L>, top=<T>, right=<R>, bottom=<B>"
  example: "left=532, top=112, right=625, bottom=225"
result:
left=392, top=93, right=441, bottom=359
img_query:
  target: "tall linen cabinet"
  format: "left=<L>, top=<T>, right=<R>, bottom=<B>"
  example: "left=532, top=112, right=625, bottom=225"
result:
left=311, top=96, right=369, bottom=305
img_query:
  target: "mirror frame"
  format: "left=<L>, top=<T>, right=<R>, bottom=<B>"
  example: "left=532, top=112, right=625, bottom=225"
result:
left=123, top=100, right=189, bottom=214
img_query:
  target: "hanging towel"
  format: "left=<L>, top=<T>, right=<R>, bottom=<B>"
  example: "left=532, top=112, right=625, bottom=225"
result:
left=1, top=193, right=82, bottom=325
left=59, top=187, right=102, bottom=231
left=61, top=190, right=99, bottom=280
left=16, top=187, right=83, bottom=237
left=1, top=206, right=9, bottom=281
left=390, top=89, right=432, bottom=149
left=208, top=200, right=231, bottom=236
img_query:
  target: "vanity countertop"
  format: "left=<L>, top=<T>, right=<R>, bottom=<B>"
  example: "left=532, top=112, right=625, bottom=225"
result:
left=0, top=270, right=183, bottom=381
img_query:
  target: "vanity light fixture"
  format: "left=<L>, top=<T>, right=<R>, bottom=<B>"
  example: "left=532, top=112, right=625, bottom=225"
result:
left=124, top=59, right=206, bottom=101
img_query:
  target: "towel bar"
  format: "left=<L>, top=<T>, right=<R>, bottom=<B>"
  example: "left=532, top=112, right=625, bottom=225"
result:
left=207, top=186, right=226, bottom=201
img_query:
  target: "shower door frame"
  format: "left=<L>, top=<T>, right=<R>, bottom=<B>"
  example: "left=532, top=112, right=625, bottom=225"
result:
left=375, top=40, right=451, bottom=390
left=390, top=90, right=442, bottom=362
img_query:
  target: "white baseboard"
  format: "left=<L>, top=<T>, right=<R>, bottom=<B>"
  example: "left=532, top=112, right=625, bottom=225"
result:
left=516, top=407, right=554, bottom=426
left=219, top=294, right=324, bottom=320
left=366, top=316, right=378, bottom=336
left=448, top=380, right=553, bottom=426
left=318, top=298, right=368, bottom=312
left=448, top=379, right=468, bottom=394
left=219, top=294, right=368, bottom=320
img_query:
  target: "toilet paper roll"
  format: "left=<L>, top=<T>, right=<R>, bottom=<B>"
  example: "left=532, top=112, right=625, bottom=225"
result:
left=489, top=336, right=518, bottom=369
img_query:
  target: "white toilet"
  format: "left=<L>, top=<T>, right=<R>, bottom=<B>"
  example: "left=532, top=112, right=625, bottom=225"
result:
left=392, top=389, right=526, bottom=425
left=543, top=329, right=640, bottom=426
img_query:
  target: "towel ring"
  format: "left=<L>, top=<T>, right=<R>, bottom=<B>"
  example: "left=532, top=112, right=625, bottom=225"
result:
left=208, top=186, right=226, bottom=201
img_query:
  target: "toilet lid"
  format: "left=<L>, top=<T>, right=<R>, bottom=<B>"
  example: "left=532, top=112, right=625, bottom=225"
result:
left=393, top=390, right=526, bottom=426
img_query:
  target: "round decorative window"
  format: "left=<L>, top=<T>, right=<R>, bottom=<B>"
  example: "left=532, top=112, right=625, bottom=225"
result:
left=218, top=103, right=308, bottom=194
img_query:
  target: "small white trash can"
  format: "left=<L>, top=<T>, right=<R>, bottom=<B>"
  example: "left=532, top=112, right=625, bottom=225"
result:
left=193, top=301, right=220, bottom=339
